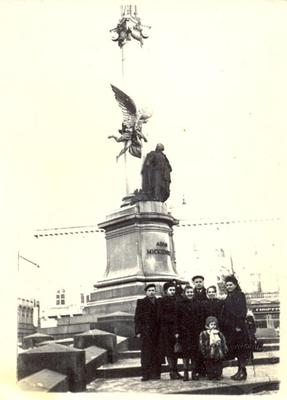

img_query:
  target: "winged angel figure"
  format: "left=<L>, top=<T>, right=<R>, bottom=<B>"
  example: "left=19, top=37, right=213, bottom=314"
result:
left=108, top=84, right=151, bottom=161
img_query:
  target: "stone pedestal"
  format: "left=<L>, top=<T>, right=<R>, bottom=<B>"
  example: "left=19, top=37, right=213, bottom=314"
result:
left=17, top=369, right=69, bottom=392
left=85, top=201, right=185, bottom=316
left=17, top=343, right=86, bottom=392
left=23, top=332, right=54, bottom=349
left=93, top=312, right=135, bottom=337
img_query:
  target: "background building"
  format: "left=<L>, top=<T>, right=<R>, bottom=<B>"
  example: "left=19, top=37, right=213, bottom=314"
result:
left=17, top=206, right=280, bottom=329
left=17, top=297, right=38, bottom=343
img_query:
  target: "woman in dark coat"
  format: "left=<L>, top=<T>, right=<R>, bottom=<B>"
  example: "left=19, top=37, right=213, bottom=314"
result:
left=204, top=285, right=224, bottom=329
left=175, top=286, right=206, bottom=381
left=158, top=282, right=182, bottom=379
left=221, top=275, right=251, bottom=380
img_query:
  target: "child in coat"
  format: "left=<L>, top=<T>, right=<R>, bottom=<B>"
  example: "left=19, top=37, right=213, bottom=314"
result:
left=199, top=316, right=228, bottom=380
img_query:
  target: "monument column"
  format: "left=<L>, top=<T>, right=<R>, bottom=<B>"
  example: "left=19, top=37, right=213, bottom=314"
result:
left=109, top=5, right=151, bottom=201
left=85, top=6, right=186, bottom=322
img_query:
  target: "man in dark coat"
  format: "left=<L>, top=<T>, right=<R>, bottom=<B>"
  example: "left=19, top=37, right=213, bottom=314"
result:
left=158, top=282, right=183, bottom=379
left=134, top=283, right=161, bottom=381
left=192, top=275, right=208, bottom=302
left=204, top=285, right=224, bottom=329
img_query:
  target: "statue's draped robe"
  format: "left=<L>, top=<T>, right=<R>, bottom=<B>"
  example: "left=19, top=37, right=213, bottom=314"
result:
left=141, top=150, right=172, bottom=202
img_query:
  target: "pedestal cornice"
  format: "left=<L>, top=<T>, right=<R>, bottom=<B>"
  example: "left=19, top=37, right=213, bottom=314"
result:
left=98, top=201, right=178, bottom=231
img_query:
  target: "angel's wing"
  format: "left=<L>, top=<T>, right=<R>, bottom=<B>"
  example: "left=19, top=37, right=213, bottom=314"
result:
left=111, top=84, right=137, bottom=128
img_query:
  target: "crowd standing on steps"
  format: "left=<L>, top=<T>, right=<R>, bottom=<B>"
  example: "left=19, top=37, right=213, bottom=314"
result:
left=134, top=275, right=253, bottom=382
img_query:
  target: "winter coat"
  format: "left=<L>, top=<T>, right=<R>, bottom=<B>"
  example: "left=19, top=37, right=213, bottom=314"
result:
left=193, top=287, right=208, bottom=302
left=221, top=288, right=251, bottom=359
left=158, top=295, right=177, bottom=357
left=175, top=297, right=205, bottom=357
left=199, top=329, right=228, bottom=360
left=203, top=298, right=224, bottom=329
left=134, top=296, right=159, bottom=340
left=134, top=296, right=161, bottom=374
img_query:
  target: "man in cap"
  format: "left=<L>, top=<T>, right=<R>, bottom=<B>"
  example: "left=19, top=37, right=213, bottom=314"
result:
left=134, top=283, right=161, bottom=381
left=192, top=275, right=208, bottom=302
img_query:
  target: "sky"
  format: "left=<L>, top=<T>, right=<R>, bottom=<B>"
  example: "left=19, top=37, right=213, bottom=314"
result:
left=1, top=0, right=286, bottom=235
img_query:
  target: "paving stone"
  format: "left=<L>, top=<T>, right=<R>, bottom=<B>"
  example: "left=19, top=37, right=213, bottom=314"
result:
left=95, top=350, right=279, bottom=379
left=86, top=364, right=279, bottom=394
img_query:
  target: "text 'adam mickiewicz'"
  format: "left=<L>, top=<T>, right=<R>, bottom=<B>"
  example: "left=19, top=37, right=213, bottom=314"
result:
left=147, top=241, right=170, bottom=256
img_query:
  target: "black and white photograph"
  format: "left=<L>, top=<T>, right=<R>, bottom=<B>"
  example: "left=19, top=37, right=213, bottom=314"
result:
left=1, top=0, right=286, bottom=396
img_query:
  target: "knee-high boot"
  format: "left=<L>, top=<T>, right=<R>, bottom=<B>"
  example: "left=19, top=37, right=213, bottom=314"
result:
left=230, top=367, right=241, bottom=380
left=167, top=357, right=182, bottom=380
left=232, top=357, right=247, bottom=381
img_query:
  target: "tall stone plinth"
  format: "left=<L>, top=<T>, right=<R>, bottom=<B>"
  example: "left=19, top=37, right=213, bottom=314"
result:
left=85, top=201, right=184, bottom=316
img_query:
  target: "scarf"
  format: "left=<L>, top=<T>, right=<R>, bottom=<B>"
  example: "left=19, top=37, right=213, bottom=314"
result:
left=207, top=328, right=224, bottom=360
left=207, top=328, right=221, bottom=346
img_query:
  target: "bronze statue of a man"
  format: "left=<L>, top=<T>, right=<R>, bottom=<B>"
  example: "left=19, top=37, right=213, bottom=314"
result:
left=141, top=143, right=172, bottom=202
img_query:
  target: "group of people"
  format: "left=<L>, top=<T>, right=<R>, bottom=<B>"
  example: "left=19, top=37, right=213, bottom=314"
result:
left=134, top=275, right=252, bottom=382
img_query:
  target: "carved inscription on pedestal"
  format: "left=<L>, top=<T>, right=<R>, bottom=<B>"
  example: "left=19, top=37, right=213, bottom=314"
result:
left=147, top=241, right=171, bottom=256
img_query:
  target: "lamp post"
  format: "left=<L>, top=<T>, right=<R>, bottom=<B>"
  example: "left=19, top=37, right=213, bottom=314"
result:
left=18, top=253, right=41, bottom=329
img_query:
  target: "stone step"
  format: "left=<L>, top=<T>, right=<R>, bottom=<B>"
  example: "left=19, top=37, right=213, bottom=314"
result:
left=263, top=343, right=279, bottom=352
left=96, top=351, right=279, bottom=379
left=259, top=337, right=280, bottom=344
left=119, top=350, right=141, bottom=359
left=225, top=351, right=279, bottom=367
left=118, top=343, right=279, bottom=360
left=123, top=336, right=279, bottom=352
left=87, top=364, right=279, bottom=395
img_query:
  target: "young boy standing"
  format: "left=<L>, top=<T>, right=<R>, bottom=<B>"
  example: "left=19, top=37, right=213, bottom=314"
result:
left=199, top=316, right=228, bottom=380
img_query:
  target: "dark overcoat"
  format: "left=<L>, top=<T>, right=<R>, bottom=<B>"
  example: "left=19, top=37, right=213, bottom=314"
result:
left=175, top=297, right=205, bottom=358
left=221, top=288, right=251, bottom=360
left=193, top=287, right=208, bottom=302
left=158, top=295, right=177, bottom=358
left=134, top=296, right=161, bottom=376
left=203, top=298, right=224, bottom=328
left=134, top=296, right=159, bottom=339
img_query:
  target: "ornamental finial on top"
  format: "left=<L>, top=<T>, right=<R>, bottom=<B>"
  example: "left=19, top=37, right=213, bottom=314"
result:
left=110, top=5, right=151, bottom=48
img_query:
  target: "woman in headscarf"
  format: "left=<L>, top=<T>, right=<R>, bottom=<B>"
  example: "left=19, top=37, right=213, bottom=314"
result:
left=221, top=275, right=251, bottom=380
